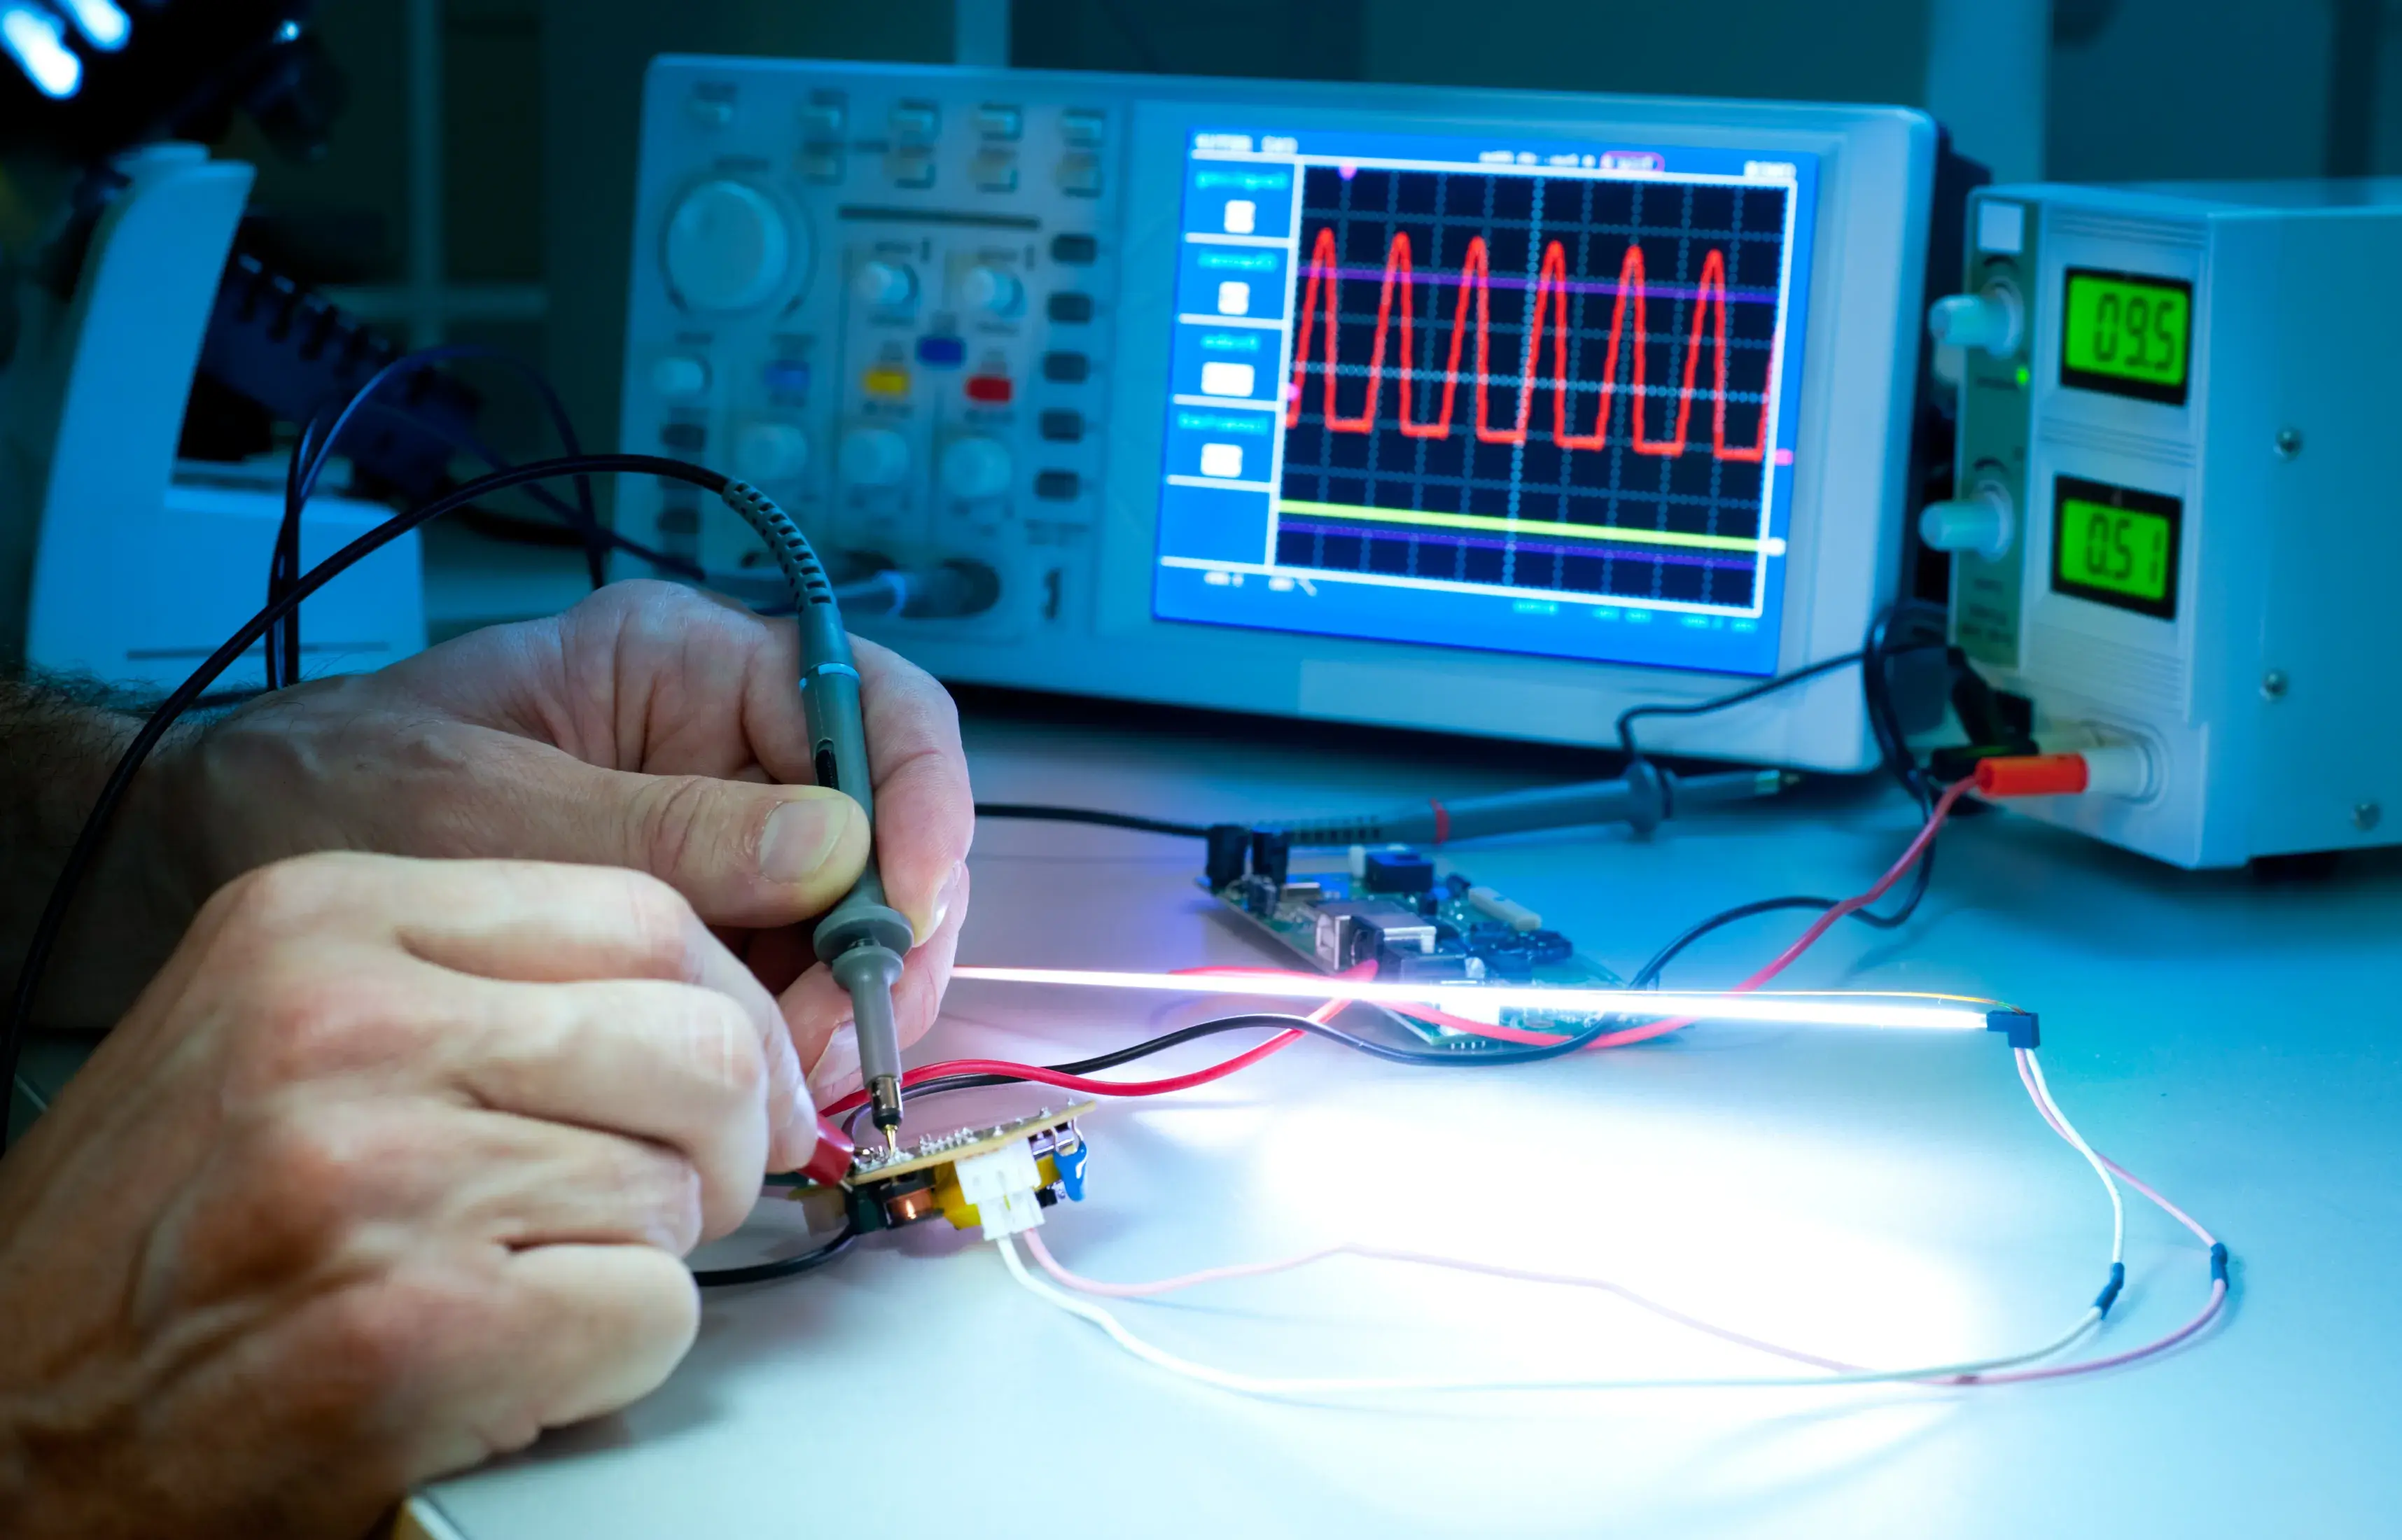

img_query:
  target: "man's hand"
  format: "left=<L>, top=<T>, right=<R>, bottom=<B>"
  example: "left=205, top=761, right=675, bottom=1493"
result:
left=0, top=853, right=809, bottom=1536
left=147, top=582, right=973, bottom=1095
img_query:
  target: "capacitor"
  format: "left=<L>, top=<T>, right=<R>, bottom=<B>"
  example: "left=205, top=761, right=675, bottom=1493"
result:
left=1250, top=826, right=1292, bottom=889
left=1204, top=823, right=1250, bottom=890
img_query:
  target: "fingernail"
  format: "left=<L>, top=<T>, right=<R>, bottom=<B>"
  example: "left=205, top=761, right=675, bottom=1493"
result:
left=912, top=860, right=967, bottom=947
left=761, top=794, right=853, bottom=886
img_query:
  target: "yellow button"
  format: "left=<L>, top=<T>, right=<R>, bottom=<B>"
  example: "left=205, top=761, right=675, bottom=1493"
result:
left=863, top=367, right=911, bottom=398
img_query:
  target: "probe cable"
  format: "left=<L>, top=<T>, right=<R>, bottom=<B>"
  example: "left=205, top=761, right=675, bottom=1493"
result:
left=4, top=454, right=766, bottom=1135
left=995, top=1038, right=2224, bottom=1396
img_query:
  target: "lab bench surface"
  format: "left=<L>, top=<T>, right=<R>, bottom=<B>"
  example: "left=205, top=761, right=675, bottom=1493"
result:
left=405, top=708, right=2401, bottom=1540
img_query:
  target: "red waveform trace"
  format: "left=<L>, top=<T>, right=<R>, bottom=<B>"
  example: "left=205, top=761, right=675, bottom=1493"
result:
left=1283, top=225, right=1775, bottom=463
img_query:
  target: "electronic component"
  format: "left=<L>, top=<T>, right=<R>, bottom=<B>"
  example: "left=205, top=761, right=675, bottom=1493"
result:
left=1929, top=181, right=2402, bottom=867
left=1202, top=848, right=1621, bottom=1047
left=619, top=59, right=1945, bottom=772
left=1360, top=848, right=1434, bottom=896
left=835, top=1102, right=1092, bottom=1238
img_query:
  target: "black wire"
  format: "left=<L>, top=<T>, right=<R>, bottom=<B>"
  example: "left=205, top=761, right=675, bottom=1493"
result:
left=3, top=454, right=734, bottom=1141
left=692, top=1225, right=858, bottom=1288
left=974, top=802, right=1209, bottom=839
left=1615, top=649, right=1871, bottom=762
left=1624, top=603, right=1953, bottom=989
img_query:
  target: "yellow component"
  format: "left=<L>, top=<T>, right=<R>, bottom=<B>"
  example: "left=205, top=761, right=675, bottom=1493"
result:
left=935, top=1151, right=1059, bottom=1231
left=863, top=366, right=911, bottom=397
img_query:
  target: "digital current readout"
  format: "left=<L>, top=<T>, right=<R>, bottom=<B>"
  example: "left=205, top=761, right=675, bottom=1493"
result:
left=2060, top=268, right=2192, bottom=405
left=2053, top=475, right=2180, bottom=620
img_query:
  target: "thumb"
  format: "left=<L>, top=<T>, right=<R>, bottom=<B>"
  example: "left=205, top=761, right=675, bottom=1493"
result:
left=580, top=764, right=871, bottom=926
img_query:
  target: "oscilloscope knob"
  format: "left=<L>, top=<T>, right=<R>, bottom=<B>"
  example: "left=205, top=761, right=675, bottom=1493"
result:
left=854, top=260, right=919, bottom=310
left=958, top=265, right=1024, bottom=318
left=1927, top=283, right=2025, bottom=358
left=839, top=427, right=912, bottom=488
left=938, top=436, right=1013, bottom=500
left=1919, top=482, right=2016, bottom=563
left=662, top=180, right=795, bottom=313
left=732, top=421, right=809, bottom=482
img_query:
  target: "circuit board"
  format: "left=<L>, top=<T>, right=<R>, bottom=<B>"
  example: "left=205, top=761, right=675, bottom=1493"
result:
left=1201, top=842, right=1622, bottom=1050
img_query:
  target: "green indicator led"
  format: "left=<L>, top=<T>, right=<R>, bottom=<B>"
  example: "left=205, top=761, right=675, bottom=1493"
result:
left=2015, top=365, right=2030, bottom=388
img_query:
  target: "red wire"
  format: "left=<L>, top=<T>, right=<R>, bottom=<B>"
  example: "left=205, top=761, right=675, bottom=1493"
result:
left=832, top=785, right=1972, bottom=1114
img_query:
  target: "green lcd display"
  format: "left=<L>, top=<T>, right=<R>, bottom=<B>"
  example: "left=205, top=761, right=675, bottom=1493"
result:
left=2060, top=268, right=2193, bottom=405
left=2053, top=476, right=2180, bottom=620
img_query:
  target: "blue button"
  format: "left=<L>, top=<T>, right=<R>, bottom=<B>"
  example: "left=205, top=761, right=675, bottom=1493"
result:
left=915, top=335, right=967, bottom=368
left=762, top=359, right=811, bottom=393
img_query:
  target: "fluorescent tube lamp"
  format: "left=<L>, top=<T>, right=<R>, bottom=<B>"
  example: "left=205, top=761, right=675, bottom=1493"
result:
left=950, top=965, right=2019, bottom=1036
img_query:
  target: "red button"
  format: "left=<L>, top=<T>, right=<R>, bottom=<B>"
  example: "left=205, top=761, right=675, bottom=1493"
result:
left=965, top=374, right=1013, bottom=404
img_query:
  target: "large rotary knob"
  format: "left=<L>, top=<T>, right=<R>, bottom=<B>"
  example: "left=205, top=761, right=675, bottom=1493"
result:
left=662, top=180, right=795, bottom=313
left=939, top=436, right=1012, bottom=500
left=839, top=427, right=912, bottom=488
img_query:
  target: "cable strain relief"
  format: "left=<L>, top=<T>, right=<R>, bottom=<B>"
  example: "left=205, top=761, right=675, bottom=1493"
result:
left=2209, top=1242, right=2229, bottom=1285
left=2093, top=1261, right=2127, bottom=1317
left=814, top=899, right=914, bottom=965
left=1985, top=1009, right=2040, bottom=1049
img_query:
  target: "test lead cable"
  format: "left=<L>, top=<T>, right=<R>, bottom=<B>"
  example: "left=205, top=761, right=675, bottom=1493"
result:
left=715, top=482, right=916, bottom=1144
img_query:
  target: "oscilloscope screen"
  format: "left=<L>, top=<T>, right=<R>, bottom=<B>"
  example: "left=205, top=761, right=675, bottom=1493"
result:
left=1279, top=164, right=1785, bottom=610
left=1152, top=127, right=1819, bottom=678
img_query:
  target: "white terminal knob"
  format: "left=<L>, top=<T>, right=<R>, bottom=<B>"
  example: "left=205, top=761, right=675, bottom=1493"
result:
left=1919, top=482, right=2016, bottom=562
left=958, top=265, right=1024, bottom=317
left=1927, top=284, right=2025, bottom=358
left=854, top=259, right=918, bottom=309
left=939, top=436, right=1013, bottom=500
left=732, top=421, right=809, bottom=482
left=662, top=180, right=792, bottom=313
left=650, top=355, right=710, bottom=399
left=839, top=427, right=912, bottom=487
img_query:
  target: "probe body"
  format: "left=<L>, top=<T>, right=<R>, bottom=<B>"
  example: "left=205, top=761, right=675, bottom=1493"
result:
left=720, top=481, right=916, bottom=1140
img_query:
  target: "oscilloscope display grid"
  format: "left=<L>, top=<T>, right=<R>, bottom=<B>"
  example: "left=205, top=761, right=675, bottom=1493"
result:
left=1268, top=158, right=1794, bottom=615
left=1151, top=128, right=1816, bottom=678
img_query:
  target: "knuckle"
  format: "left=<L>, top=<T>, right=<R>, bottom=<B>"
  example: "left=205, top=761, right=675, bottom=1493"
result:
left=233, top=1106, right=380, bottom=1231
left=211, top=852, right=354, bottom=936
left=682, top=991, right=767, bottom=1104
left=610, top=866, right=703, bottom=977
left=632, top=776, right=724, bottom=895
left=235, top=961, right=412, bottom=1086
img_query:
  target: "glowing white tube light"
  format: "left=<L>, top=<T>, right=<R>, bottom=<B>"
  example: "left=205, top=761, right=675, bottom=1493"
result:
left=56, top=0, right=130, bottom=51
left=1, top=6, right=81, bottom=98
left=949, top=965, right=1994, bottom=1033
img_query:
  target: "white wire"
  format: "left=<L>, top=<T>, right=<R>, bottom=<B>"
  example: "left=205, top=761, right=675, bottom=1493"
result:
left=996, top=1236, right=2102, bottom=1397
left=2018, top=1048, right=2125, bottom=1264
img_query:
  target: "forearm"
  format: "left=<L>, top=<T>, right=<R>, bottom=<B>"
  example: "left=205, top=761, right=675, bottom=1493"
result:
left=0, top=679, right=207, bottom=1032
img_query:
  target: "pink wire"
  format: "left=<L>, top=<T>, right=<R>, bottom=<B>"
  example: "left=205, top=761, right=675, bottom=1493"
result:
left=1028, top=1042, right=2229, bottom=1387
left=1017, top=1229, right=1859, bottom=1373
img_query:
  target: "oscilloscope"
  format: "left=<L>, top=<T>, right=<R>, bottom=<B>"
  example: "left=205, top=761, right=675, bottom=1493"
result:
left=1926, top=180, right=2402, bottom=867
left=617, top=60, right=1938, bottom=771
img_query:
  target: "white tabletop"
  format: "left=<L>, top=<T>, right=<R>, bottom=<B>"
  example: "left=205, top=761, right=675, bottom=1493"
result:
left=414, top=706, right=2402, bottom=1539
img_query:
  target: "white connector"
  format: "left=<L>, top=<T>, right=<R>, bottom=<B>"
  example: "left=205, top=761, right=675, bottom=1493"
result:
left=954, top=1141, right=1048, bottom=1239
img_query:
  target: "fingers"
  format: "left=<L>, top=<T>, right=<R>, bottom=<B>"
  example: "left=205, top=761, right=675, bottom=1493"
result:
left=149, top=1102, right=712, bottom=1320
left=384, top=732, right=874, bottom=930
left=375, top=858, right=818, bottom=1176
left=851, top=639, right=975, bottom=942
left=442, top=976, right=785, bottom=1238
left=496, top=1244, right=700, bottom=1433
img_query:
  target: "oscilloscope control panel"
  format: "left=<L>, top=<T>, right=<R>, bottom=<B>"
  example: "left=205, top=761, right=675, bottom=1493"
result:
left=620, top=59, right=1936, bottom=771
left=1929, top=181, right=2402, bottom=867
